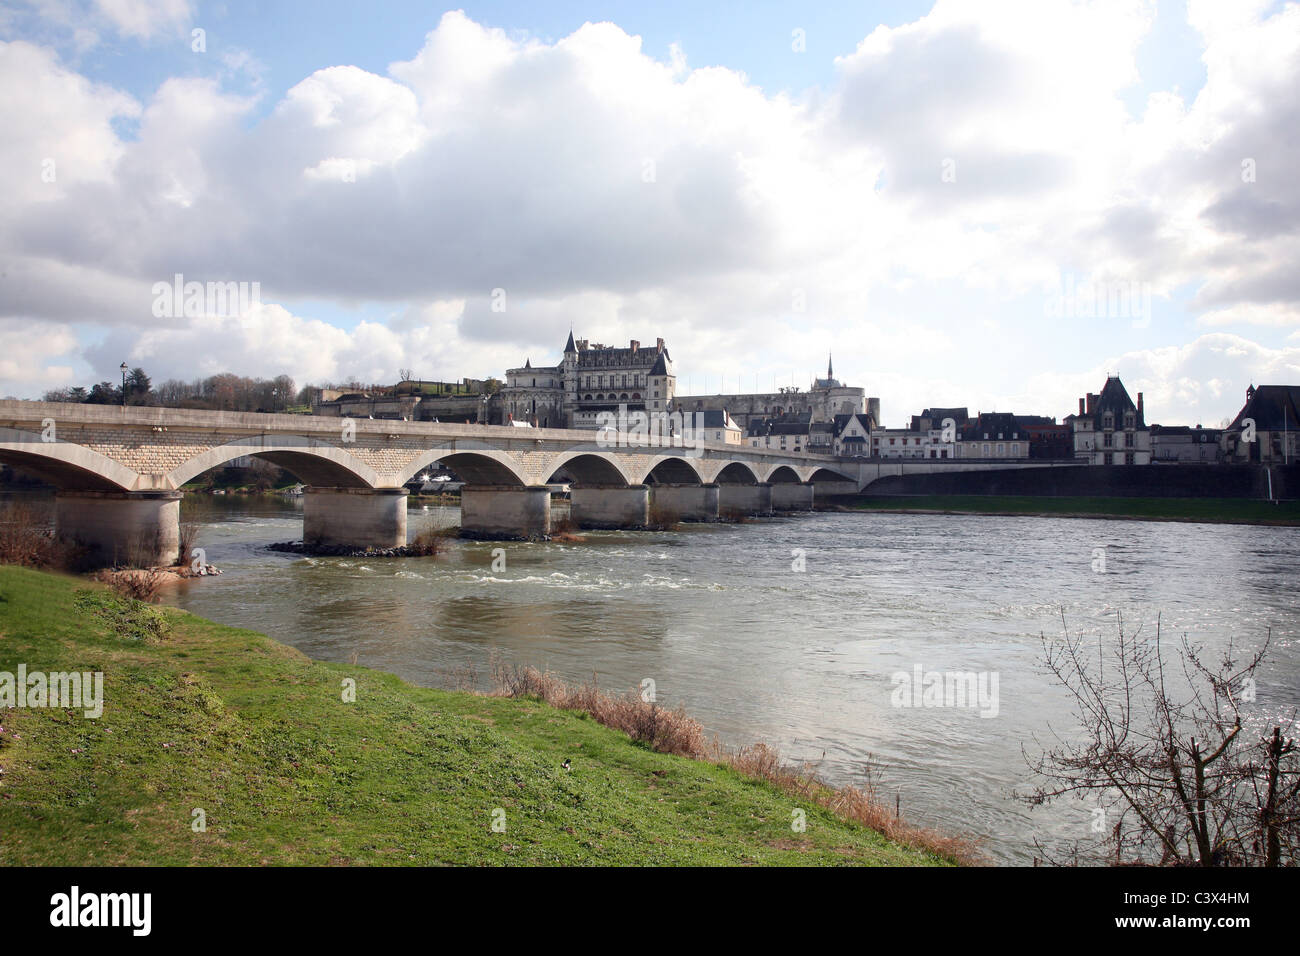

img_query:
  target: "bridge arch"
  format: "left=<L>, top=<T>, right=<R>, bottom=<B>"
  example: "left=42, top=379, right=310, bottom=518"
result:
left=0, top=427, right=141, bottom=491
left=166, top=436, right=380, bottom=489
left=545, top=451, right=632, bottom=486
left=764, top=464, right=803, bottom=483
left=714, top=461, right=761, bottom=485
left=637, top=455, right=705, bottom=485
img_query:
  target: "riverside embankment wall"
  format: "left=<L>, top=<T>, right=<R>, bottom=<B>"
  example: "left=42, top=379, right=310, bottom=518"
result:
left=861, top=464, right=1300, bottom=500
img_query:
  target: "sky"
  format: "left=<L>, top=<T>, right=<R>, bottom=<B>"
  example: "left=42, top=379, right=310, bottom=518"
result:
left=1, top=0, right=1298, bottom=426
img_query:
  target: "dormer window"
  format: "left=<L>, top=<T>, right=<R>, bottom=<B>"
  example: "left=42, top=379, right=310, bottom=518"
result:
left=1124, top=412, right=1135, bottom=429
left=1103, top=413, right=1114, bottom=429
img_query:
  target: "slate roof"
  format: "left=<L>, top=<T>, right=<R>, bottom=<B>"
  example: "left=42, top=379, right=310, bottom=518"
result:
left=1082, top=376, right=1145, bottom=429
left=696, top=409, right=737, bottom=429
left=748, top=411, right=814, bottom=436
left=833, top=412, right=874, bottom=435
left=1228, top=385, right=1300, bottom=431
left=960, top=412, right=1025, bottom=440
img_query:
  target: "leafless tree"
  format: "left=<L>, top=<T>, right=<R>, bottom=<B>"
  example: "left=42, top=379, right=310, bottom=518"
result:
left=1023, top=611, right=1299, bottom=866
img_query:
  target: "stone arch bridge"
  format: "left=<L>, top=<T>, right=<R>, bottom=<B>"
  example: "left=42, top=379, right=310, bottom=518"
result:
left=0, top=401, right=1083, bottom=565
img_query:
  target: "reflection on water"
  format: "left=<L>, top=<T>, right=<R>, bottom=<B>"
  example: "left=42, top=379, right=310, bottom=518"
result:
left=167, top=494, right=1300, bottom=864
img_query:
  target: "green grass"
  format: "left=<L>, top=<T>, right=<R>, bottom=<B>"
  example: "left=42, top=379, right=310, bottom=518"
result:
left=0, top=566, right=942, bottom=866
left=849, top=495, right=1300, bottom=525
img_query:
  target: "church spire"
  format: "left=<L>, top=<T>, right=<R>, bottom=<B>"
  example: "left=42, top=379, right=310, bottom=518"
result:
left=564, top=329, right=577, bottom=354
left=827, top=352, right=833, bottom=381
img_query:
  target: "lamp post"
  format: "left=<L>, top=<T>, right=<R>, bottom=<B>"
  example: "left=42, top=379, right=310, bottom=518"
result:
left=120, top=362, right=128, bottom=408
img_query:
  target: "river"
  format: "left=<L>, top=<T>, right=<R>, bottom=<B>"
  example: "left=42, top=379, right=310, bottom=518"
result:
left=163, top=495, right=1300, bottom=864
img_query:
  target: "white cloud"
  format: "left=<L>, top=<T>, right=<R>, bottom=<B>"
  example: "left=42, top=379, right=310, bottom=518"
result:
left=92, top=0, right=192, bottom=41
left=0, top=4, right=1298, bottom=425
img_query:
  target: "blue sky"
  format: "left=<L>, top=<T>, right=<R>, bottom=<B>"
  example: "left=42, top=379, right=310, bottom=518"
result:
left=2, top=1, right=1298, bottom=425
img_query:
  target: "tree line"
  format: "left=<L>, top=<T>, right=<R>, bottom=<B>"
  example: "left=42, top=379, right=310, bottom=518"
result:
left=43, top=370, right=319, bottom=413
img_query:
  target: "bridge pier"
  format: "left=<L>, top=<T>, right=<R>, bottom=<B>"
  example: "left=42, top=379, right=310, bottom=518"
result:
left=55, top=490, right=182, bottom=568
left=570, top=485, right=650, bottom=530
left=771, top=482, right=815, bottom=511
left=717, top=482, right=773, bottom=517
left=648, top=483, right=720, bottom=522
left=303, top=487, right=408, bottom=551
left=460, top=485, right=551, bottom=540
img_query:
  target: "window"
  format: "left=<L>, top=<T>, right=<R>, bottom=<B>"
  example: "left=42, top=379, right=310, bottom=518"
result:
left=1125, top=452, right=1135, bottom=465
left=1103, top=433, right=1113, bottom=448
left=1104, top=452, right=1113, bottom=465
left=997, top=443, right=1005, bottom=456
left=982, top=443, right=990, bottom=456
left=1103, top=413, right=1113, bottom=429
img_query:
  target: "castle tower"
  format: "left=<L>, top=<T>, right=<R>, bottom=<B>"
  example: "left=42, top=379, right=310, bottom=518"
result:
left=647, top=339, right=675, bottom=415
left=561, top=330, right=578, bottom=427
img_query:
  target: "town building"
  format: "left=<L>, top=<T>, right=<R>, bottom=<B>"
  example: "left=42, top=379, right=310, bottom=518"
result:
left=872, top=425, right=948, bottom=458
left=747, top=412, right=814, bottom=454
left=1066, top=376, right=1151, bottom=464
left=695, top=409, right=743, bottom=445
left=953, top=412, right=1029, bottom=459
left=832, top=413, right=875, bottom=457
left=1016, top=415, right=1074, bottom=459
left=1150, top=425, right=1224, bottom=462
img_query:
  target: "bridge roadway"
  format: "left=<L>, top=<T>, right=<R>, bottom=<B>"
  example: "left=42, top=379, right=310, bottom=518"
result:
left=0, top=401, right=1084, bottom=565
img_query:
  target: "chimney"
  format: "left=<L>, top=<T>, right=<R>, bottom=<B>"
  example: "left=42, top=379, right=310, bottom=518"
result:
left=656, top=337, right=665, bottom=352
left=1078, top=397, right=1085, bottom=416
left=1137, top=392, right=1144, bottom=417
left=1086, top=393, right=1096, bottom=414
left=630, top=339, right=639, bottom=353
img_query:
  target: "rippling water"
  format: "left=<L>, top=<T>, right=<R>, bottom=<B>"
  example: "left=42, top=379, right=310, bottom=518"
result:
left=165, top=496, right=1300, bottom=864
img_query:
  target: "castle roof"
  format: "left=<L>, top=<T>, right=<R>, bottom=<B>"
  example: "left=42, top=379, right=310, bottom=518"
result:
left=1229, top=385, right=1300, bottom=431
left=1082, top=376, right=1145, bottom=429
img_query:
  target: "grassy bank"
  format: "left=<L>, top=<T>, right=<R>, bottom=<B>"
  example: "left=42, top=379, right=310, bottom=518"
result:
left=0, top=566, right=947, bottom=866
left=848, top=494, right=1300, bottom=525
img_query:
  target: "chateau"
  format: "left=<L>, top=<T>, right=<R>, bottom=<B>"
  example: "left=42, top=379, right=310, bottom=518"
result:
left=497, top=333, right=675, bottom=429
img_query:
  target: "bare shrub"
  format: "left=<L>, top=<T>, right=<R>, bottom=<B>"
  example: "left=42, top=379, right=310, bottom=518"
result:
left=92, top=569, right=168, bottom=603
left=177, top=520, right=201, bottom=568
left=408, top=526, right=454, bottom=556
left=0, top=499, right=90, bottom=569
left=646, top=502, right=680, bottom=531
left=548, top=512, right=585, bottom=543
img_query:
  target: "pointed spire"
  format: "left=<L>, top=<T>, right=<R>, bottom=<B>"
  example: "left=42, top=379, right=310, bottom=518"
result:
left=564, top=329, right=576, bottom=354
left=828, top=352, right=833, bottom=381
